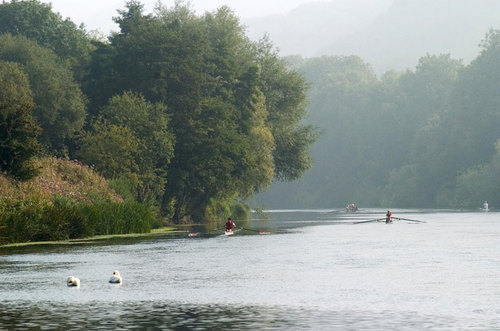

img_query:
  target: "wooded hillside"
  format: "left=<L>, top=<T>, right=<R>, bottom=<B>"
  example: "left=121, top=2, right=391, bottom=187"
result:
left=256, top=44, right=500, bottom=209
left=0, top=0, right=316, bottom=231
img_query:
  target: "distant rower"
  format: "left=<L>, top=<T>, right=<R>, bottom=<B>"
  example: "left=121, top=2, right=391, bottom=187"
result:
left=346, top=203, right=358, bottom=212
left=225, top=217, right=236, bottom=232
left=386, top=210, right=392, bottom=223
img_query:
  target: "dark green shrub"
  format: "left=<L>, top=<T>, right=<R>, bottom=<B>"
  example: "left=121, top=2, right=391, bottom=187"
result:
left=0, top=197, right=156, bottom=244
left=81, top=200, right=155, bottom=235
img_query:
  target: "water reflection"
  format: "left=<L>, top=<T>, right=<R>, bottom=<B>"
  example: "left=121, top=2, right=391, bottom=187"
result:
left=0, top=301, right=474, bottom=330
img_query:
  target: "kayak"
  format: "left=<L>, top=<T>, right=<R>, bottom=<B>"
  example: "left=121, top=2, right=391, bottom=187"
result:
left=225, top=230, right=234, bottom=236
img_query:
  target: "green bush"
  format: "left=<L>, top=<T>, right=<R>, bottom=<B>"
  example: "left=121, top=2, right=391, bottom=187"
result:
left=107, top=177, right=136, bottom=201
left=0, top=198, right=156, bottom=244
left=81, top=200, right=155, bottom=235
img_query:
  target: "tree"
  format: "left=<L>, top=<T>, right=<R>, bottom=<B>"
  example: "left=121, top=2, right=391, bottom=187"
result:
left=382, top=54, right=464, bottom=207
left=253, top=53, right=468, bottom=208
left=0, top=34, right=86, bottom=156
left=0, top=0, right=94, bottom=81
left=0, top=60, right=41, bottom=180
left=77, top=92, right=174, bottom=205
left=77, top=121, right=141, bottom=179
left=255, top=55, right=377, bottom=207
left=441, top=30, right=500, bottom=176
left=256, top=39, right=318, bottom=181
left=85, top=1, right=313, bottom=222
left=452, top=139, right=500, bottom=208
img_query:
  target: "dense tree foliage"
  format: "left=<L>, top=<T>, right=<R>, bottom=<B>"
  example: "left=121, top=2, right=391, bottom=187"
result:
left=257, top=45, right=499, bottom=209
left=452, top=140, right=500, bottom=207
left=77, top=92, right=174, bottom=206
left=0, top=0, right=94, bottom=81
left=0, top=60, right=41, bottom=179
left=0, top=34, right=86, bottom=155
left=0, top=0, right=315, bottom=225
left=4, top=0, right=499, bottom=231
left=256, top=39, right=318, bottom=181
left=84, top=1, right=312, bottom=222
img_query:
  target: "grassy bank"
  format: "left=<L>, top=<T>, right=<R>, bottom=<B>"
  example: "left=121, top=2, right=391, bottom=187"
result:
left=0, top=227, right=178, bottom=248
left=0, top=157, right=159, bottom=245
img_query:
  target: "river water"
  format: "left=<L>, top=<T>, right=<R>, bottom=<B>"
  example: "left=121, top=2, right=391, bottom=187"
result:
left=0, top=209, right=499, bottom=330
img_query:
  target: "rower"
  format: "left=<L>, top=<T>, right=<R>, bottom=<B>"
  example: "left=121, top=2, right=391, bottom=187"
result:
left=225, top=217, right=236, bottom=232
left=385, top=210, right=392, bottom=223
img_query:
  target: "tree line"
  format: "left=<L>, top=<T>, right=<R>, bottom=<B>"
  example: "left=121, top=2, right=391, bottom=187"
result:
left=258, top=38, right=500, bottom=209
left=0, top=0, right=317, bottom=226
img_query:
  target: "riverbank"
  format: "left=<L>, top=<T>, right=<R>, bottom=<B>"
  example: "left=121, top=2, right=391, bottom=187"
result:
left=0, top=157, right=158, bottom=245
left=0, top=227, right=180, bottom=249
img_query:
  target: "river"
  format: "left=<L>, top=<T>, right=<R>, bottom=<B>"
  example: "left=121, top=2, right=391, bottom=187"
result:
left=0, top=209, right=499, bottom=330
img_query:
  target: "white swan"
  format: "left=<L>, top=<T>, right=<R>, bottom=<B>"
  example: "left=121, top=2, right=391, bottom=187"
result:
left=109, top=270, right=123, bottom=284
left=67, top=276, right=80, bottom=287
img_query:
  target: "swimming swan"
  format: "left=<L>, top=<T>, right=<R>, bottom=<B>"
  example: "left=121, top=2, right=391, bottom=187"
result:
left=109, top=270, right=123, bottom=284
left=67, top=276, right=80, bottom=287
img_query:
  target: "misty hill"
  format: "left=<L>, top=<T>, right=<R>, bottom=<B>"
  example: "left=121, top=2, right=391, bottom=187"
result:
left=244, top=0, right=391, bottom=57
left=244, top=0, right=500, bottom=74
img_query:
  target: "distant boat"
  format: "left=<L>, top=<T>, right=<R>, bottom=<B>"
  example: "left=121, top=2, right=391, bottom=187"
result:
left=482, top=201, right=489, bottom=212
left=345, top=203, right=358, bottom=212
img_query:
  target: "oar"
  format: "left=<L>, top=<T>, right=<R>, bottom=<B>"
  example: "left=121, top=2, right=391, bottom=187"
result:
left=353, top=218, right=385, bottom=224
left=241, top=227, right=271, bottom=234
left=393, top=217, right=426, bottom=223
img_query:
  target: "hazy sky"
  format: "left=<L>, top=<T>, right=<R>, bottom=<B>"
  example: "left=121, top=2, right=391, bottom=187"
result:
left=44, top=0, right=322, bottom=33
left=43, top=0, right=393, bottom=34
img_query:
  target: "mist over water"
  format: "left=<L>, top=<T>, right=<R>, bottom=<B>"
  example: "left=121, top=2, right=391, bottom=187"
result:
left=1, top=210, right=499, bottom=329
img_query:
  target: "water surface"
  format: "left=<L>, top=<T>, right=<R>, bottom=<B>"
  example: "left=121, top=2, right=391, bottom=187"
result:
left=1, top=209, right=499, bottom=329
